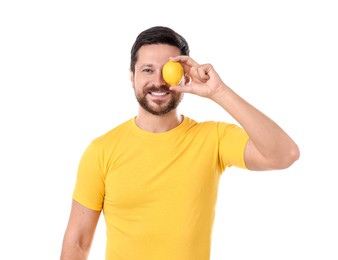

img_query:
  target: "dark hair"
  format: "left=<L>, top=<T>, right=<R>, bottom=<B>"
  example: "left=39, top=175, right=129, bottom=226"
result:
left=130, top=26, right=190, bottom=72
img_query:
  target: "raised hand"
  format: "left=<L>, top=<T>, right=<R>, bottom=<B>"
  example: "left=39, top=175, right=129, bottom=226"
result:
left=169, top=55, right=226, bottom=101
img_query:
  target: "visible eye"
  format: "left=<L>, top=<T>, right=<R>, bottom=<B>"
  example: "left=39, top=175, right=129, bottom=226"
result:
left=142, top=68, right=153, bottom=73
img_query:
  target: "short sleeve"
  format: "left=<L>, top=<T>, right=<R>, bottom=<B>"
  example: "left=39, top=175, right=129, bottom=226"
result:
left=218, top=122, right=250, bottom=172
left=72, top=142, right=105, bottom=211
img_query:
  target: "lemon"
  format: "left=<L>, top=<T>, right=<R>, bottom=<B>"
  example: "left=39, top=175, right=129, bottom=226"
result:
left=162, top=61, right=184, bottom=86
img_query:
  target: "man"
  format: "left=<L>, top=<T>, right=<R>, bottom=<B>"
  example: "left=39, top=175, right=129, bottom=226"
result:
left=60, top=26, right=299, bottom=260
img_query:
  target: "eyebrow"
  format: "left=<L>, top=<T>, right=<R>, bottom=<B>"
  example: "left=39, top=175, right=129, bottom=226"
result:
left=139, top=64, right=154, bottom=69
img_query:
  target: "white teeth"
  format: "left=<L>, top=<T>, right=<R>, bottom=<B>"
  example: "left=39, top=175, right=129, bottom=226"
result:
left=151, top=92, right=167, bottom=96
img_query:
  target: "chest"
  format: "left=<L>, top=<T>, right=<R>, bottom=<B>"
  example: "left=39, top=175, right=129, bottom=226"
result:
left=103, top=138, right=220, bottom=209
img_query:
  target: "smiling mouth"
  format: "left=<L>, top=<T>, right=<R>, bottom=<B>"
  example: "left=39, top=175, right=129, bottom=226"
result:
left=149, top=91, right=170, bottom=96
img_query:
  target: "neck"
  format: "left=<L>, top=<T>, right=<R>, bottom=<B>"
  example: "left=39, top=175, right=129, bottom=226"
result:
left=135, top=109, right=183, bottom=133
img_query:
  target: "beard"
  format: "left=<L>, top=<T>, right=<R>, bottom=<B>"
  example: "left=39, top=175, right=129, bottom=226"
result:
left=135, top=85, right=183, bottom=116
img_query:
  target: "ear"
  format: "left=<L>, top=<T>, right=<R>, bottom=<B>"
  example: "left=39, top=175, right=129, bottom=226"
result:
left=129, top=69, right=135, bottom=89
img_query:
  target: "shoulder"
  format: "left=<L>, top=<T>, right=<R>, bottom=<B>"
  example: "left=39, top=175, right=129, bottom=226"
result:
left=183, top=116, right=247, bottom=140
left=91, top=118, right=134, bottom=146
left=184, top=116, right=233, bottom=132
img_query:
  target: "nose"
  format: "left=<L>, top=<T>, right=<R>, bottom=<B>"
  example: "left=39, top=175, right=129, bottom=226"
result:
left=152, top=70, right=167, bottom=87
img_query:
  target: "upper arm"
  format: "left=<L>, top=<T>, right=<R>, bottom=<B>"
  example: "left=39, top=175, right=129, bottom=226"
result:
left=244, top=139, right=290, bottom=171
left=244, top=138, right=300, bottom=171
left=244, top=140, right=271, bottom=171
left=61, top=200, right=101, bottom=255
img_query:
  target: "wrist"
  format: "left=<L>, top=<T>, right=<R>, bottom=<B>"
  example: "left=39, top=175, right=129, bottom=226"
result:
left=210, top=83, right=231, bottom=103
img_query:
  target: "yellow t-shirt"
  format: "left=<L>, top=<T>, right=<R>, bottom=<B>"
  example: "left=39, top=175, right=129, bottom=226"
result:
left=73, top=116, right=249, bottom=260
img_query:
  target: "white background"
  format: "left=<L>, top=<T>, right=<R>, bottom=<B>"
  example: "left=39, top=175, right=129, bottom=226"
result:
left=1, top=0, right=337, bottom=259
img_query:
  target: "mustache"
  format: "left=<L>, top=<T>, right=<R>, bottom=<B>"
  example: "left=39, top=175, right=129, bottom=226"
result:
left=145, top=85, right=171, bottom=92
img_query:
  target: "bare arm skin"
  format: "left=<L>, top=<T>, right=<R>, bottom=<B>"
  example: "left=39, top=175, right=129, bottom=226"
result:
left=60, top=200, right=101, bottom=260
left=171, top=56, right=300, bottom=171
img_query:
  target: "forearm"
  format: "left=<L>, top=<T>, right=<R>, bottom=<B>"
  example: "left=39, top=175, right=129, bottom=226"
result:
left=211, top=84, right=299, bottom=161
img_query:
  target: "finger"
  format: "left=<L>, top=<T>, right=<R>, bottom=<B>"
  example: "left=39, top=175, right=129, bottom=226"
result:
left=187, top=65, right=209, bottom=83
left=170, top=55, right=199, bottom=67
left=169, top=85, right=195, bottom=94
left=197, top=65, right=211, bottom=82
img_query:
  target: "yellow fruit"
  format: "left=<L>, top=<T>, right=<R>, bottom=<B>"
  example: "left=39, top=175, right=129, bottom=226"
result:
left=162, top=61, right=184, bottom=86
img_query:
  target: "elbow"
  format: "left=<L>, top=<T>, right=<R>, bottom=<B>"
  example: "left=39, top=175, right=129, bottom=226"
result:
left=276, top=144, right=300, bottom=170
left=292, top=144, right=301, bottom=162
